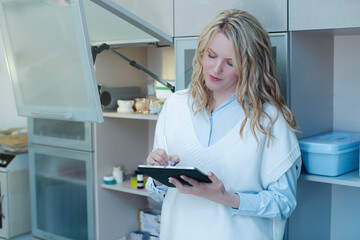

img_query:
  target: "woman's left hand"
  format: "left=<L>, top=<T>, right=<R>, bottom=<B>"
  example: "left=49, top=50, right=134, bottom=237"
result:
left=169, top=172, right=240, bottom=209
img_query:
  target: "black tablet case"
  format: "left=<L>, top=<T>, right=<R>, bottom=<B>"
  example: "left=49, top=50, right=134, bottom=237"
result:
left=137, top=165, right=211, bottom=187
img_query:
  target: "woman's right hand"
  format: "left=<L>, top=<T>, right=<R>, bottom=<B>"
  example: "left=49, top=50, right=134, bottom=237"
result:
left=146, top=148, right=169, bottom=166
left=146, top=148, right=180, bottom=186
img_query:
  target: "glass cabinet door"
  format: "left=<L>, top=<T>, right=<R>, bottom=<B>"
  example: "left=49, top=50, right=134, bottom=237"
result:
left=175, top=37, right=198, bottom=91
left=0, top=0, right=173, bottom=123
left=269, top=33, right=289, bottom=105
left=0, top=0, right=102, bottom=122
left=28, top=118, right=93, bottom=152
left=85, top=0, right=173, bottom=46
left=28, top=144, right=94, bottom=240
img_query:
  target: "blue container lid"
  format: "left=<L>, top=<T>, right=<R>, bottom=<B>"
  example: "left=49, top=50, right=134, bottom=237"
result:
left=299, top=132, right=360, bottom=153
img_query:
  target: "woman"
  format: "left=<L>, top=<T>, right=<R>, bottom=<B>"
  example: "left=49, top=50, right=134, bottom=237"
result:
left=145, top=9, right=301, bottom=240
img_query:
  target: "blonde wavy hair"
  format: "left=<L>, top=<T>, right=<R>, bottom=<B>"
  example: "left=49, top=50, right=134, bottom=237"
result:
left=189, top=9, right=297, bottom=143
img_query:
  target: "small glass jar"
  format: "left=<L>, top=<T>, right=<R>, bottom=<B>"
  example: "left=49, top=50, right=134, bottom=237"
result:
left=150, top=98, right=165, bottom=114
left=134, top=98, right=150, bottom=114
left=103, top=175, right=116, bottom=185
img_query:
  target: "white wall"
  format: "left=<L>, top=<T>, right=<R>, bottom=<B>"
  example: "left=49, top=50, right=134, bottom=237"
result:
left=146, top=45, right=175, bottom=153
left=94, top=46, right=148, bottom=96
left=333, top=34, right=360, bottom=132
left=0, top=33, right=27, bottom=131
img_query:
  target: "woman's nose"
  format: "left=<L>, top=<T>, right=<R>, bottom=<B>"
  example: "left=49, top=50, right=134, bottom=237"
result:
left=214, top=60, right=223, bottom=74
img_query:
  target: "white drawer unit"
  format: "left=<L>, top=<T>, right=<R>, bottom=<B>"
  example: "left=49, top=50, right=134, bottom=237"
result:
left=0, top=152, right=30, bottom=239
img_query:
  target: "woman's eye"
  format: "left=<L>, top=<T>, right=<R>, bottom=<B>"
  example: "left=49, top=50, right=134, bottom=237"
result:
left=208, top=53, right=216, bottom=58
left=227, top=61, right=233, bottom=67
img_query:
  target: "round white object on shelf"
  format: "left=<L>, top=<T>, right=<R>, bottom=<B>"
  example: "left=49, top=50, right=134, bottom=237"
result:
left=117, top=100, right=134, bottom=108
left=117, top=107, right=134, bottom=113
left=103, top=175, right=116, bottom=185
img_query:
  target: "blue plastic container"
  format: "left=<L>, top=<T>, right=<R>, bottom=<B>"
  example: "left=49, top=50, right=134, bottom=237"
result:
left=299, top=132, right=360, bottom=176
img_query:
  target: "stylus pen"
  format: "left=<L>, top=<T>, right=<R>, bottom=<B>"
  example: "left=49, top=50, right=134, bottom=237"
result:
left=164, top=136, right=174, bottom=166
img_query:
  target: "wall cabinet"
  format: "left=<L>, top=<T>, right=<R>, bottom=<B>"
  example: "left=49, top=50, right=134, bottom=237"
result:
left=289, top=0, right=360, bottom=31
left=287, top=30, right=360, bottom=239
left=28, top=119, right=95, bottom=240
left=174, top=0, right=288, bottom=37
left=104, top=0, right=174, bottom=38
left=85, top=0, right=173, bottom=46
left=94, top=115, right=156, bottom=239
left=0, top=0, right=172, bottom=123
left=288, top=174, right=360, bottom=240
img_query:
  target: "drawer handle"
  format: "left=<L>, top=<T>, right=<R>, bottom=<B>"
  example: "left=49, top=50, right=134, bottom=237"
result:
left=31, top=111, right=72, bottom=120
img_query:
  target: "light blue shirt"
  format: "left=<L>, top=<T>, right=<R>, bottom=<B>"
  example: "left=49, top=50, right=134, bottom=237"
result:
left=190, top=94, right=301, bottom=220
left=147, top=94, right=301, bottom=221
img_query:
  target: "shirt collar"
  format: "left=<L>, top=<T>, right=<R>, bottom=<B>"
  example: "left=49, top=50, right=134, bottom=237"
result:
left=189, top=93, right=237, bottom=115
left=211, top=93, right=237, bottom=114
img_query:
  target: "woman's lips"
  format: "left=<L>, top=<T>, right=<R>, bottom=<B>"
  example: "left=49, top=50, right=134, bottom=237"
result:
left=209, top=74, right=221, bottom=82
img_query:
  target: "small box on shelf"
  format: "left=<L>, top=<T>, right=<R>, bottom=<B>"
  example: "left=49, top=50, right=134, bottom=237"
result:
left=299, top=132, right=360, bottom=177
left=138, top=209, right=161, bottom=238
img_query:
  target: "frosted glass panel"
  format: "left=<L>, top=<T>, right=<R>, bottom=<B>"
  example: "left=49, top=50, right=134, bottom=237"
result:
left=84, top=0, right=157, bottom=46
left=175, top=37, right=198, bottom=91
left=184, top=48, right=195, bottom=88
left=87, top=0, right=173, bottom=46
left=35, top=154, right=87, bottom=239
left=0, top=0, right=103, bottom=122
left=28, top=118, right=93, bottom=151
left=270, top=33, right=289, bottom=105
left=29, top=145, right=94, bottom=240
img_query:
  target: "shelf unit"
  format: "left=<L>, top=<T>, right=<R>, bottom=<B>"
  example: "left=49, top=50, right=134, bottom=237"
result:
left=102, top=110, right=159, bottom=121
left=95, top=111, right=157, bottom=240
left=287, top=29, right=360, bottom=240
left=100, top=112, right=154, bottom=197
left=101, top=181, right=149, bottom=197
left=93, top=28, right=360, bottom=238
left=99, top=108, right=360, bottom=240
left=300, top=170, right=360, bottom=188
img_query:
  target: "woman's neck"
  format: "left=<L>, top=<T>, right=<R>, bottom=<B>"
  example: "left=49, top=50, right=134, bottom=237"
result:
left=212, top=91, right=235, bottom=111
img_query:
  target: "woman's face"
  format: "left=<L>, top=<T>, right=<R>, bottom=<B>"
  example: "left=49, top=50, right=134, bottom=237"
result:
left=202, top=31, right=238, bottom=99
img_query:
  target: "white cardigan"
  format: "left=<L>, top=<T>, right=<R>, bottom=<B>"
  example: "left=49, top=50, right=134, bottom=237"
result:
left=148, top=90, right=300, bottom=240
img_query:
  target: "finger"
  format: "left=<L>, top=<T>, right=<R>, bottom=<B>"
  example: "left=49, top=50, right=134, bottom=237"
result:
left=148, top=151, right=168, bottom=166
left=153, top=154, right=168, bottom=165
left=207, top=171, right=217, bottom=182
left=171, top=177, right=196, bottom=194
left=146, top=153, right=159, bottom=165
left=153, top=149, right=169, bottom=165
left=154, top=148, right=168, bottom=159
left=180, top=175, right=200, bottom=187
left=146, top=155, right=155, bottom=165
left=169, top=177, right=183, bottom=189
left=168, top=155, right=180, bottom=165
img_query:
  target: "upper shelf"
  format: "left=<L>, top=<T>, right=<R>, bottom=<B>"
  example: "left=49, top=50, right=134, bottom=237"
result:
left=103, top=110, right=158, bottom=120
left=101, top=181, right=148, bottom=197
left=300, top=170, right=360, bottom=188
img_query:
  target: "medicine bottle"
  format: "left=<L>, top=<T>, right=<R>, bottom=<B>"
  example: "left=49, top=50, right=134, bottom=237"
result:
left=137, top=173, right=144, bottom=189
left=112, top=166, right=123, bottom=183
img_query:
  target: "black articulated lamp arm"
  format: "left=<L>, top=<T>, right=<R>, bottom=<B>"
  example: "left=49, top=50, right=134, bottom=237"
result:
left=91, top=44, right=109, bottom=63
left=92, top=43, right=175, bottom=93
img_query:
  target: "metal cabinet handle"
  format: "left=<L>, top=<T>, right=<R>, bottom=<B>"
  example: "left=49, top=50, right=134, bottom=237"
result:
left=31, top=111, right=72, bottom=120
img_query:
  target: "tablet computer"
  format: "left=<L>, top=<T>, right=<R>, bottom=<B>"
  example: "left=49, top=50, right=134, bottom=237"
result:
left=137, top=165, right=211, bottom=187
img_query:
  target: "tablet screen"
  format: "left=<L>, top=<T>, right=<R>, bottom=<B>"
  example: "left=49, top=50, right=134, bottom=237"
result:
left=138, top=165, right=211, bottom=187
